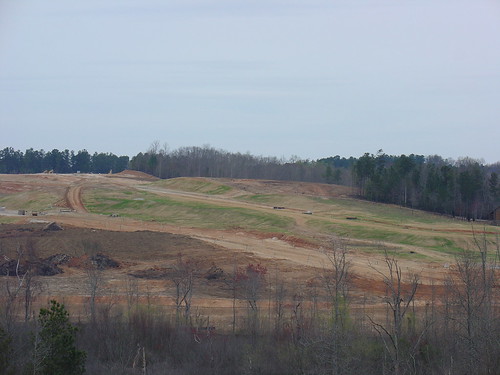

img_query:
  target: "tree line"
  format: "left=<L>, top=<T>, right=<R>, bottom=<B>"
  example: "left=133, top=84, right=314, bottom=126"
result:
left=0, top=147, right=129, bottom=174
left=352, top=152, right=500, bottom=220
left=129, top=143, right=345, bottom=183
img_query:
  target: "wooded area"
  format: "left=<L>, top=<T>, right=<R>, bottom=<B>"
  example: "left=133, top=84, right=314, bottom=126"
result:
left=0, top=147, right=129, bottom=174
left=352, top=152, right=500, bottom=221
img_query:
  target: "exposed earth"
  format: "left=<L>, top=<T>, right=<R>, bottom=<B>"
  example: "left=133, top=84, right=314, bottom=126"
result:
left=0, top=171, right=498, bottom=326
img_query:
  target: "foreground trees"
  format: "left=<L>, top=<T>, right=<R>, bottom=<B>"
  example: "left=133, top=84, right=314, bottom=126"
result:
left=369, top=251, right=423, bottom=375
left=33, top=300, right=86, bottom=375
left=0, top=245, right=498, bottom=374
left=0, top=301, right=85, bottom=374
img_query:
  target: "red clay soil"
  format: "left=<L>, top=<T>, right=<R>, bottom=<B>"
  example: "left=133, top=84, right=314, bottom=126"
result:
left=247, top=231, right=319, bottom=248
left=0, top=182, right=32, bottom=194
left=350, top=274, right=447, bottom=301
left=65, top=185, right=87, bottom=213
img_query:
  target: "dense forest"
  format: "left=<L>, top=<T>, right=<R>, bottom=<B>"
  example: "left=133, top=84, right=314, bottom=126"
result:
left=351, top=152, right=500, bottom=220
left=1, top=145, right=499, bottom=219
left=0, top=147, right=129, bottom=175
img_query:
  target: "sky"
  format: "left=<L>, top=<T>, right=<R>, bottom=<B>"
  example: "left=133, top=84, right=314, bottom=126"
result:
left=1, top=0, right=499, bottom=163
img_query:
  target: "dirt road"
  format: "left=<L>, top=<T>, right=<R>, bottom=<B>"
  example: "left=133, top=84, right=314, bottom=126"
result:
left=66, top=184, right=87, bottom=212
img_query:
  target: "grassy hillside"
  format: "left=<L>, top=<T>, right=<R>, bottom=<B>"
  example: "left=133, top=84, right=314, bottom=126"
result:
left=85, top=187, right=294, bottom=232
left=151, top=177, right=232, bottom=195
left=82, top=178, right=500, bottom=261
left=0, top=175, right=498, bottom=260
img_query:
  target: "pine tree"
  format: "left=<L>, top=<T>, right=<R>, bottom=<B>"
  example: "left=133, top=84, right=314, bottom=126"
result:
left=35, top=300, right=86, bottom=375
left=0, top=326, right=14, bottom=375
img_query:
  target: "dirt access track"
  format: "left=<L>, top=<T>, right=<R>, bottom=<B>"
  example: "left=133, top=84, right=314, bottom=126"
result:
left=66, top=184, right=87, bottom=213
left=0, top=172, right=496, bottom=322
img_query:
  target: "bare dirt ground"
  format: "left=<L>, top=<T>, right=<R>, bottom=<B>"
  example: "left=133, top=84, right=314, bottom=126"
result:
left=0, top=172, right=495, bottom=324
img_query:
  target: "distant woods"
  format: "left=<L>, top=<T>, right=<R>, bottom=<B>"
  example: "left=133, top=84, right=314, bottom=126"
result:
left=0, top=147, right=129, bottom=174
left=1, top=145, right=499, bottom=219
left=129, top=144, right=353, bottom=182
left=131, top=145, right=499, bottom=220
left=351, top=152, right=500, bottom=220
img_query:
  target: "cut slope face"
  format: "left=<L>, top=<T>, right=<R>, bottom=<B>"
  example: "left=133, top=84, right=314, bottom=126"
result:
left=111, top=169, right=159, bottom=181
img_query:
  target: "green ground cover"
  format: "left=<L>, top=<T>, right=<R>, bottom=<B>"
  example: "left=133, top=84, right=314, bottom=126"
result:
left=151, top=178, right=232, bottom=195
left=306, top=218, right=476, bottom=257
left=0, top=191, right=60, bottom=212
left=85, top=188, right=293, bottom=232
left=310, top=196, right=454, bottom=225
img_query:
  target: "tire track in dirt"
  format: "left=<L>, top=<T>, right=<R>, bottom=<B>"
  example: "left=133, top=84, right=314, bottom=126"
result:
left=66, top=184, right=87, bottom=213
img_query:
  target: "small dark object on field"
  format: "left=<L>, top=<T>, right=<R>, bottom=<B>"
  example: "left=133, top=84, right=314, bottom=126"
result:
left=205, top=264, right=224, bottom=280
left=346, top=217, right=358, bottom=220
left=44, top=222, right=63, bottom=231
left=45, top=253, right=71, bottom=265
left=0, top=258, right=63, bottom=276
left=91, top=253, right=119, bottom=269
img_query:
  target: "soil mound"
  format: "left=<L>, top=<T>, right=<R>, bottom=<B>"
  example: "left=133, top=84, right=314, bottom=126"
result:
left=205, top=264, right=224, bottom=280
left=45, top=253, right=71, bottom=265
left=44, top=222, right=63, bottom=231
left=91, top=253, right=120, bottom=269
left=111, top=170, right=159, bottom=181
left=67, top=253, right=119, bottom=270
left=0, top=258, right=63, bottom=276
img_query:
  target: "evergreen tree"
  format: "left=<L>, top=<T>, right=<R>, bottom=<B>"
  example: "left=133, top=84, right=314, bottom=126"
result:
left=489, top=172, right=499, bottom=201
left=0, top=326, right=14, bottom=375
left=35, top=300, right=86, bottom=375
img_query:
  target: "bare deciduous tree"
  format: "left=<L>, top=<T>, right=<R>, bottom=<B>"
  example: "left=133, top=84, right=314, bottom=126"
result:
left=235, top=263, right=267, bottom=338
left=445, top=228, right=499, bottom=374
left=23, top=239, right=42, bottom=322
left=1, top=246, right=25, bottom=331
left=317, top=236, right=351, bottom=375
left=82, top=241, right=104, bottom=324
left=369, top=250, right=424, bottom=375
left=170, top=253, right=197, bottom=325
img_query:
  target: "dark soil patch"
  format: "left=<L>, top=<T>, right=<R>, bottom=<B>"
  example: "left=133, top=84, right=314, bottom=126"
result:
left=0, top=224, right=225, bottom=262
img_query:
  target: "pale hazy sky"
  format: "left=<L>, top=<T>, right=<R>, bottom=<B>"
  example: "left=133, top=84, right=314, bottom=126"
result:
left=1, top=0, right=499, bottom=163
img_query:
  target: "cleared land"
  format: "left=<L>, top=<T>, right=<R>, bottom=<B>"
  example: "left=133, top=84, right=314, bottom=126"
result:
left=0, top=172, right=498, bottom=324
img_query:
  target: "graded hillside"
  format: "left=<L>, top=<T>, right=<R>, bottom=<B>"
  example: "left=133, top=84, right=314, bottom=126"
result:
left=0, top=172, right=498, bottom=323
